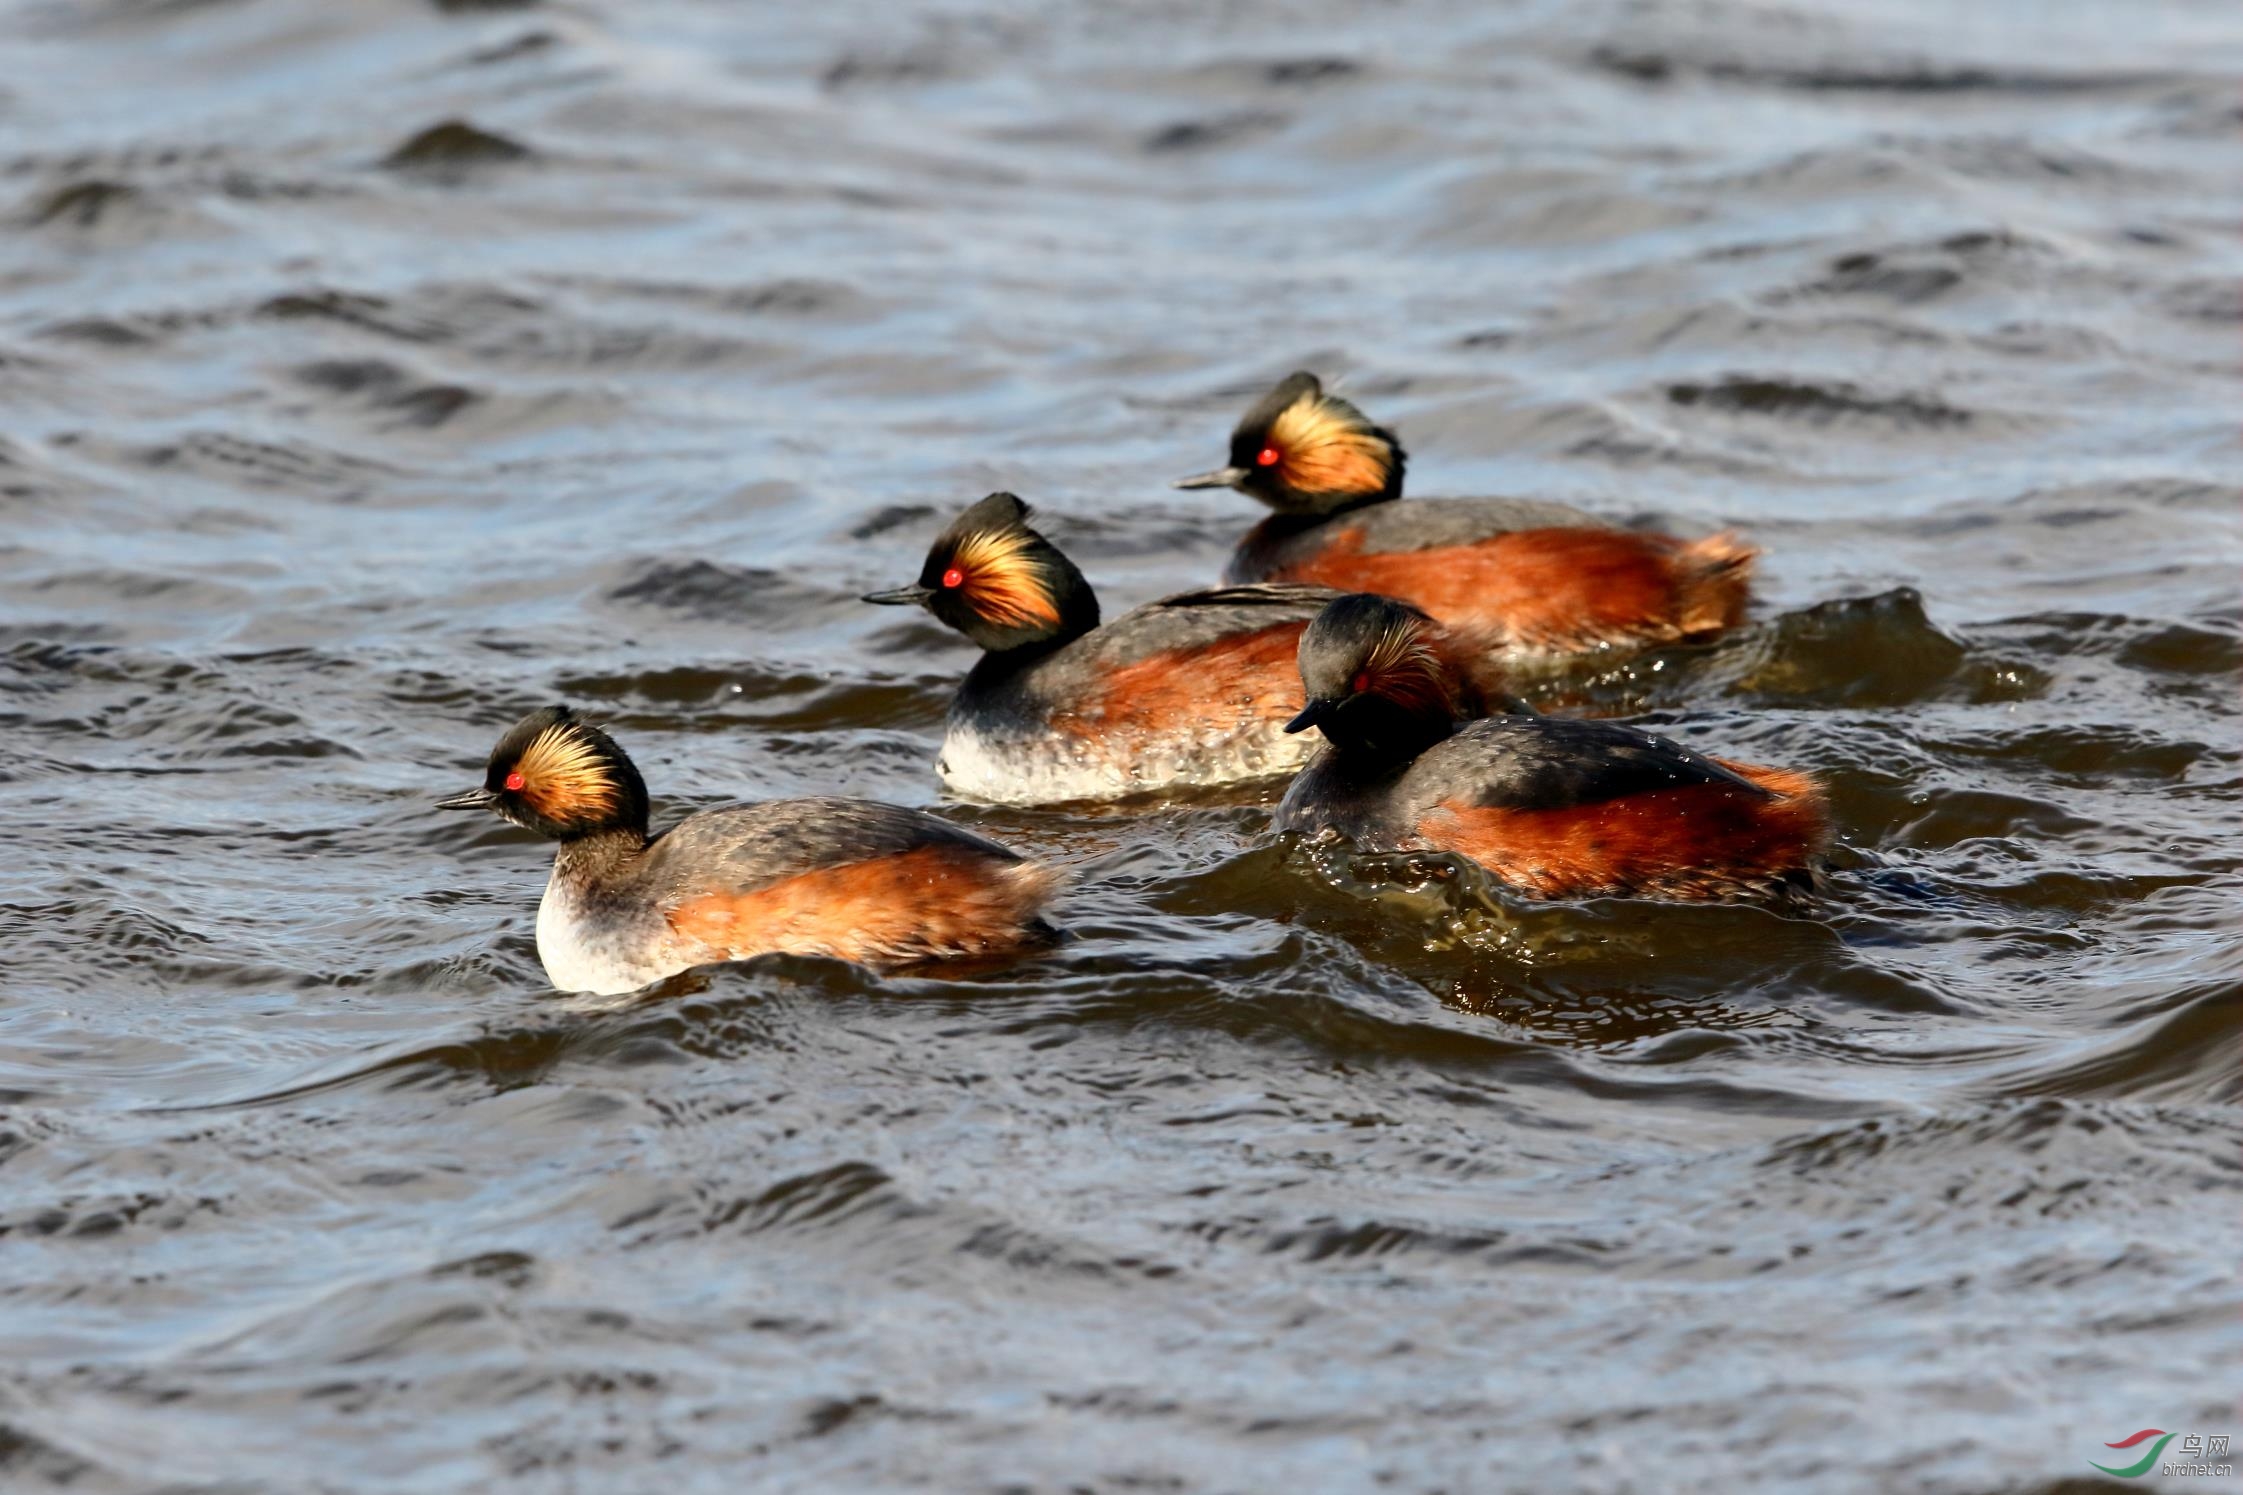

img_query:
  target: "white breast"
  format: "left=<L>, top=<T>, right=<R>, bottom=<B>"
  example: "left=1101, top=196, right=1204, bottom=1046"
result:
left=535, top=867, right=680, bottom=996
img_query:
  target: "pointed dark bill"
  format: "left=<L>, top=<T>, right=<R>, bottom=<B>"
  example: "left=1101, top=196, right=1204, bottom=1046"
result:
left=1171, top=466, right=1250, bottom=490
left=862, top=584, right=937, bottom=606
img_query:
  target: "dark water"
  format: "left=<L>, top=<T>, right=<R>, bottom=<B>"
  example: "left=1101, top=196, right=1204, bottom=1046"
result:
left=3, top=1, right=2240, bottom=1490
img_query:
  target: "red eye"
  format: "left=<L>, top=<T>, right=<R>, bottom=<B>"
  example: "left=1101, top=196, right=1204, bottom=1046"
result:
left=504, top=771, right=525, bottom=792
left=1351, top=672, right=1372, bottom=695
left=1256, top=446, right=1282, bottom=467
left=941, top=566, right=964, bottom=589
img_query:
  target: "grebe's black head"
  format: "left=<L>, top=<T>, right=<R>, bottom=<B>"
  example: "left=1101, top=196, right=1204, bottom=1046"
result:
left=438, top=705, right=650, bottom=841
left=862, top=492, right=1100, bottom=655
left=1173, top=371, right=1405, bottom=516
left=1285, top=593, right=1466, bottom=761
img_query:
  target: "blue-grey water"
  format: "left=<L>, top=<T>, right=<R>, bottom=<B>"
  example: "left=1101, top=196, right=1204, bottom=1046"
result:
left=1, top=1, right=2239, bottom=1491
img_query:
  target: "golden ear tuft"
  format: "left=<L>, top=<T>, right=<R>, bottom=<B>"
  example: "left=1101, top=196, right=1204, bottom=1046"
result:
left=950, top=527, right=1062, bottom=629
left=1267, top=390, right=1393, bottom=497
left=1359, top=609, right=1461, bottom=718
left=513, top=722, right=620, bottom=824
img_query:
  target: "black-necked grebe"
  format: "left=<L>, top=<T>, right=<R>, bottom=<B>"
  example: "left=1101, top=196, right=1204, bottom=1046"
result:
left=440, top=706, right=1058, bottom=993
left=1275, top=595, right=1826, bottom=900
left=1175, top=371, right=1758, bottom=659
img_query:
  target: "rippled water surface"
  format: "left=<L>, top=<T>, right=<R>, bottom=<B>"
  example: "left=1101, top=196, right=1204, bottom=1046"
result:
left=3, top=1, right=2240, bottom=1490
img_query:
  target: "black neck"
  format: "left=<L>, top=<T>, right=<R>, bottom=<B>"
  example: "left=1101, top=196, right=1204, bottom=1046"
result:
left=962, top=632, right=1077, bottom=692
left=1242, top=494, right=1393, bottom=553
left=1308, top=489, right=1393, bottom=521
left=552, top=825, right=648, bottom=881
left=1324, top=703, right=1458, bottom=773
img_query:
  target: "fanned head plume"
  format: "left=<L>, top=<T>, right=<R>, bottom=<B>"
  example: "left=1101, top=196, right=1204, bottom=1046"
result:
left=440, top=705, right=650, bottom=841
left=862, top=492, right=1100, bottom=654
left=1174, top=371, right=1405, bottom=516
left=1286, top=593, right=1465, bottom=760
